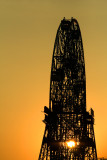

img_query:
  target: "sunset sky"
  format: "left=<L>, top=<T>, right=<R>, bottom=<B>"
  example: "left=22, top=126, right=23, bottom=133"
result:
left=0, top=0, right=107, bottom=160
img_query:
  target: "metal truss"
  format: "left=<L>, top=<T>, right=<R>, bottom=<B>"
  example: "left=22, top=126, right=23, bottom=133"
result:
left=38, top=18, right=97, bottom=160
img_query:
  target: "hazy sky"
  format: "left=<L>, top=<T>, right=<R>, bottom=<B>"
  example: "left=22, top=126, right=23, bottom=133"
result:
left=0, top=0, right=107, bottom=160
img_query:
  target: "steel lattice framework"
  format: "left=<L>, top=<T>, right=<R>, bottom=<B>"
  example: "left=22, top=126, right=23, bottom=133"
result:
left=38, top=18, right=97, bottom=160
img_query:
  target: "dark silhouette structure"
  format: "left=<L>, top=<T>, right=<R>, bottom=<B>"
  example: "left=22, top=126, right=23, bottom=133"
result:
left=38, top=18, right=97, bottom=160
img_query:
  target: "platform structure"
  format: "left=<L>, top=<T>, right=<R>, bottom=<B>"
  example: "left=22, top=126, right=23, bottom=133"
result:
left=38, top=18, right=97, bottom=160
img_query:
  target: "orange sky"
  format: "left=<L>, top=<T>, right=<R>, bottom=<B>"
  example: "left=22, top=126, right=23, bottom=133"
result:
left=0, top=0, right=107, bottom=160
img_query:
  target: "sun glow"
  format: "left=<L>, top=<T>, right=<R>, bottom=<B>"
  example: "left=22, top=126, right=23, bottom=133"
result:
left=66, top=141, right=76, bottom=148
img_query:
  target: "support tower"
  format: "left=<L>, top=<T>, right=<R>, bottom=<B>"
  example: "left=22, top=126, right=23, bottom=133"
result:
left=38, top=18, right=97, bottom=160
